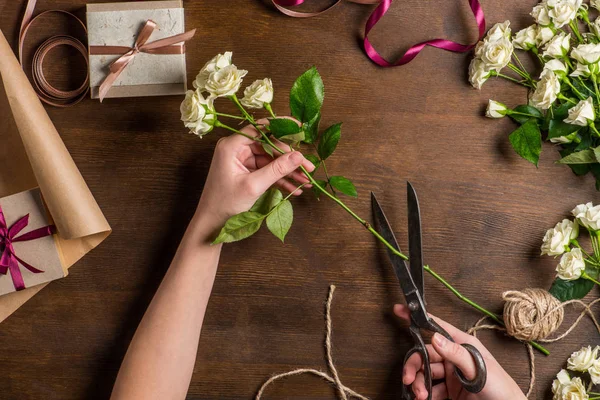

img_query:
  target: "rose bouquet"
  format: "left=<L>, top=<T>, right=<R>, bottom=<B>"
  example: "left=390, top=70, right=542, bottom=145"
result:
left=543, top=202, right=600, bottom=301
left=470, top=1, right=600, bottom=190
left=552, top=346, right=600, bottom=399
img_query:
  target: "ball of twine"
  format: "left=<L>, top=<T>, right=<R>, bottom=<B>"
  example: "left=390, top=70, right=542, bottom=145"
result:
left=502, top=288, right=564, bottom=341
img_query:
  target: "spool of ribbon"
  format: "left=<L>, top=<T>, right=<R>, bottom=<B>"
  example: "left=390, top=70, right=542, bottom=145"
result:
left=272, top=0, right=486, bottom=67
left=88, top=20, right=196, bottom=102
left=0, top=206, right=55, bottom=292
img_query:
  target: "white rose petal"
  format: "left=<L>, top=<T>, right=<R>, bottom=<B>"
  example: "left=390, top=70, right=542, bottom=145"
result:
left=486, top=100, right=508, bottom=118
left=560, top=376, right=589, bottom=400
left=486, top=21, right=511, bottom=43
left=193, top=51, right=232, bottom=91
left=532, top=2, right=552, bottom=26
left=572, top=202, right=600, bottom=231
left=544, top=59, right=568, bottom=74
left=593, top=0, right=600, bottom=11
left=589, top=359, right=600, bottom=385
left=549, top=0, right=583, bottom=29
left=591, top=17, right=600, bottom=37
left=543, top=32, right=571, bottom=58
left=204, top=64, right=248, bottom=98
left=240, top=78, right=274, bottom=109
left=468, top=58, right=492, bottom=89
left=541, top=218, right=579, bottom=256
left=530, top=69, right=561, bottom=110
left=571, top=43, right=600, bottom=64
left=570, top=62, right=592, bottom=78
left=536, top=26, right=555, bottom=47
left=550, top=131, right=579, bottom=143
left=568, top=345, right=600, bottom=371
left=556, top=248, right=585, bottom=281
left=180, top=90, right=216, bottom=137
left=480, top=37, right=514, bottom=71
left=564, top=97, right=595, bottom=126
left=552, top=369, right=572, bottom=400
left=513, top=25, right=538, bottom=50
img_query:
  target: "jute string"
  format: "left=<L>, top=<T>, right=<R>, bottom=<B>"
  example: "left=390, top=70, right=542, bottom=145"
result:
left=255, top=285, right=369, bottom=399
left=467, top=288, right=600, bottom=398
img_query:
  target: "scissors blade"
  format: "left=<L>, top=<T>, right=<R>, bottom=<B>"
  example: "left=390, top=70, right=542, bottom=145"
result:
left=371, top=192, right=418, bottom=299
left=407, top=182, right=425, bottom=304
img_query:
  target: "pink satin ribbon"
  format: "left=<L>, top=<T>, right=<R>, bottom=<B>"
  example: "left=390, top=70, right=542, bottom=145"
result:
left=272, top=0, right=486, bottom=67
left=88, top=20, right=196, bottom=102
left=0, top=206, right=55, bottom=292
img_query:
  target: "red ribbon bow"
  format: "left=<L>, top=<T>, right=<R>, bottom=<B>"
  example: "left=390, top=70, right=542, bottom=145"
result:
left=0, top=206, right=55, bottom=291
left=88, top=19, right=196, bottom=102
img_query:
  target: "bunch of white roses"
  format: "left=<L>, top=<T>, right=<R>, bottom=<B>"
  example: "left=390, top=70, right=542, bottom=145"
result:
left=552, top=346, right=600, bottom=399
left=542, top=202, right=600, bottom=301
left=470, top=0, right=600, bottom=189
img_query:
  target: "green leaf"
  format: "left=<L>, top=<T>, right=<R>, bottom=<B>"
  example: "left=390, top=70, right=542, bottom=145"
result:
left=591, top=164, right=600, bottom=191
left=549, top=277, right=594, bottom=301
left=575, top=129, right=593, bottom=151
left=304, top=154, right=321, bottom=170
left=302, top=113, right=321, bottom=144
left=250, top=188, right=283, bottom=215
left=548, top=120, right=580, bottom=141
left=559, top=148, right=590, bottom=176
left=269, top=118, right=301, bottom=139
left=279, top=131, right=305, bottom=143
left=508, top=118, right=542, bottom=166
left=509, top=105, right=543, bottom=125
left=317, top=123, right=342, bottom=160
left=213, top=211, right=265, bottom=244
left=312, top=179, right=328, bottom=199
left=266, top=199, right=293, bottom=242
left=262, top=142, right=274, bottom=157
left=289, top=67, right=324, bottom=125
left=556, top=149, right=597, bottom=164
left=329, top=176, right=357, bottom=197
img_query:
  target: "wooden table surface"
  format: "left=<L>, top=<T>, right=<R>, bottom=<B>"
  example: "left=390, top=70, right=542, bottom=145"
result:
left=1, top=0, right=599, bottom=398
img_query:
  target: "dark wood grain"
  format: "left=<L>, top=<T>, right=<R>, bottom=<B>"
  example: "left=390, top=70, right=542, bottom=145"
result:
left=1, top=0, right=598, bottom=398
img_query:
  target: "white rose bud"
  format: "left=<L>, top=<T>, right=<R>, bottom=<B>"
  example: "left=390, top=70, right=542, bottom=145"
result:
left=589, top=359, right=600, bottom=385
left=572, top=202, right=600, bottom=231
left=480, top=37, right=514, bottom=71
left=564, top=97, right=595, bottom=126
left=513, top=26, right=538, bottom=50
left=240, top=78, right=274, bottom=109
left=544, top=59, right=568, bottom=76
left=485, top=21, right=511, bottom=42
left=532, top=2, right=552, bottom=26
left=543, top=32, right=571, bottom=58
left=193, top=51, right=232, bottom=91
left=204, top=64, right=248, bottom=98
left=486, top=100, right=508, bottom=118
left=530, top=69, right=561, bottom=110
left=552, top=369, right=572, bottom=400
left=570, top=62, right=592, bottom=78
left=180, top=90, right=216, bottom=137
left=549, top=0, right=583, bottom=29
left=560, top=376, right=589, bottom=400
left=468, top=58, right=492, bottom=89
left=571, top=43, right=600, bottom=64
left=536, top=26, right=555, bottom=47
left=591, top=17, right=600, bottom=38
left=549, top=131, right=579, bottom=144
left=568, top=345, right=600, bottom=371
left=556, top=248, right=586, bottom=281
left=541, top=218, right=579, bottom=256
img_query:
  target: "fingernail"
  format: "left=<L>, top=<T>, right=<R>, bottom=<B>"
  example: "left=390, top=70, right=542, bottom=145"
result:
left=433, top=333, right=447, bottom=348
left=290, top=151, right=303, bottom=164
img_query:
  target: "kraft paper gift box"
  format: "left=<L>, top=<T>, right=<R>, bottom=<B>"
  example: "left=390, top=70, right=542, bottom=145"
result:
left=87, top=0, right=190, bottom=100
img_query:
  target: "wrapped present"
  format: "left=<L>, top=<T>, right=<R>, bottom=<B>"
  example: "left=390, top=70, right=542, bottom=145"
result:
left=0, top=189, right=65, bottom=295
left=86, top=0, right=195, bottom=101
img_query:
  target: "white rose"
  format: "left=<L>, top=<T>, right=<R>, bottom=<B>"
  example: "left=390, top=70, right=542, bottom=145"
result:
left=543, top=32, right=571, bottom=58
left=564, top=97, right=595, bottom=126
left=544, top=59, right=568, bottom=75
left=240, top=78, right=274, bottom=109
left=571, top=43, right=600, bottom=64
left=541, top=218, right=579, bottom=256
left=556, top=248, right=586, bottom=281
left=568, top=345, right=600, bottom=371
left=468, top=58, right=492, bottom=89
left=572, top=202, right=600, bottom=231
left=593, top=0, right=600, bottom=11
left=180, top=90, right=216, bottom=137
left=530, top=69, right=561, bottom=110
left=204, top=64, right=248, bottom=98
left=480, top=37, right=513, bottom=71
left=549, top=0, right=583, bottom=28
left=591, top=17, right=600, bottom=37
left=486, top=100, right=508, bottom=118
left=570, top=62, right=591, bottom=78
left=560, top=376, right=589, bottom=400
left=486, top=21, right=511, bottom=42
left=532, top=2, right=552, bottom=25
left=550, top=131, right=579, bottom=143
left=513, top=26, right=538, bottom=50
left=589, top=359, right=600, bottom=384
left=552, top=369, right=572, bottom=400
left=193, top=51, right=232, bottom=91
left=536, top=26, right=555, bottom=47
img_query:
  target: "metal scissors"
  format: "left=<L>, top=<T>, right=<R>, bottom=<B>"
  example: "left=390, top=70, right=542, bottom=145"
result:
left=371, top=183, right=487, bottom=399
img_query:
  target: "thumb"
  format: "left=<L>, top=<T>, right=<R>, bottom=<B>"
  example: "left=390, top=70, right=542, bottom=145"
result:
left=431, top=333, right=477, bottom=380
left=248, top=151, right=305, bottom=194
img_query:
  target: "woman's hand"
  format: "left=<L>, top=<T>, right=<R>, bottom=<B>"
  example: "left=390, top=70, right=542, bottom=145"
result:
left=394, top=304, right=526, bottom=400
left=195, top=120, right=315, bottom=232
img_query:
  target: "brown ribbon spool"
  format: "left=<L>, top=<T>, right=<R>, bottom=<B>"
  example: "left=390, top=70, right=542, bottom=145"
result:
left=19, top=0, right=89, bottom=107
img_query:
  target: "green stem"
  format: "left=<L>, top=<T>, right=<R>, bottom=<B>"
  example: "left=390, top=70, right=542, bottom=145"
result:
left=570, top=20, right=584, bottom=43
left=214, top=121, right=263, bottom=142
left=424, top=265, right=550, bottom=356
left=564, top=78, right=587, bottom=100
left=264, top=103, right=276, bottom=119
left=509, top=111, right=541, bottom=118
left=593, top=76, right=600, bottom=103
left=558, top=94, right=578, bottom=105
left=583, top=271, right=600, bottom=286
left=214, top=112, right=246, bottom=120
left=497, top=73, right=530, bottom=88
left=508, top=63, right=529, bottom=79
left=591, top=123, right=600, bottom=138
left=512, top=53, right=527, bottom=73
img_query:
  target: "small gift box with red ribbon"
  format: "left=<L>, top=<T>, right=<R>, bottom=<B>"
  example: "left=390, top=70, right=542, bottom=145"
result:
left=0, top=188, right=65, bottom=295
left=86, top=0, right=195, bottom=102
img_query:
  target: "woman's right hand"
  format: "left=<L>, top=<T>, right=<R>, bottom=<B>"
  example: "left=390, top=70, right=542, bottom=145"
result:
left=394, top=304, right=527, bottom=400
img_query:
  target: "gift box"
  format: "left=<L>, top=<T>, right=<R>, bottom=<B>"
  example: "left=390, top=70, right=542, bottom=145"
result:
left=0, top=189, right=65, bottom=295
left=86, top=0, right=194, bottom=101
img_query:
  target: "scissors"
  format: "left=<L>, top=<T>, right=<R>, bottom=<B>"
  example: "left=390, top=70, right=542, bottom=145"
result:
left=371, top=183, right=487, bottom=399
